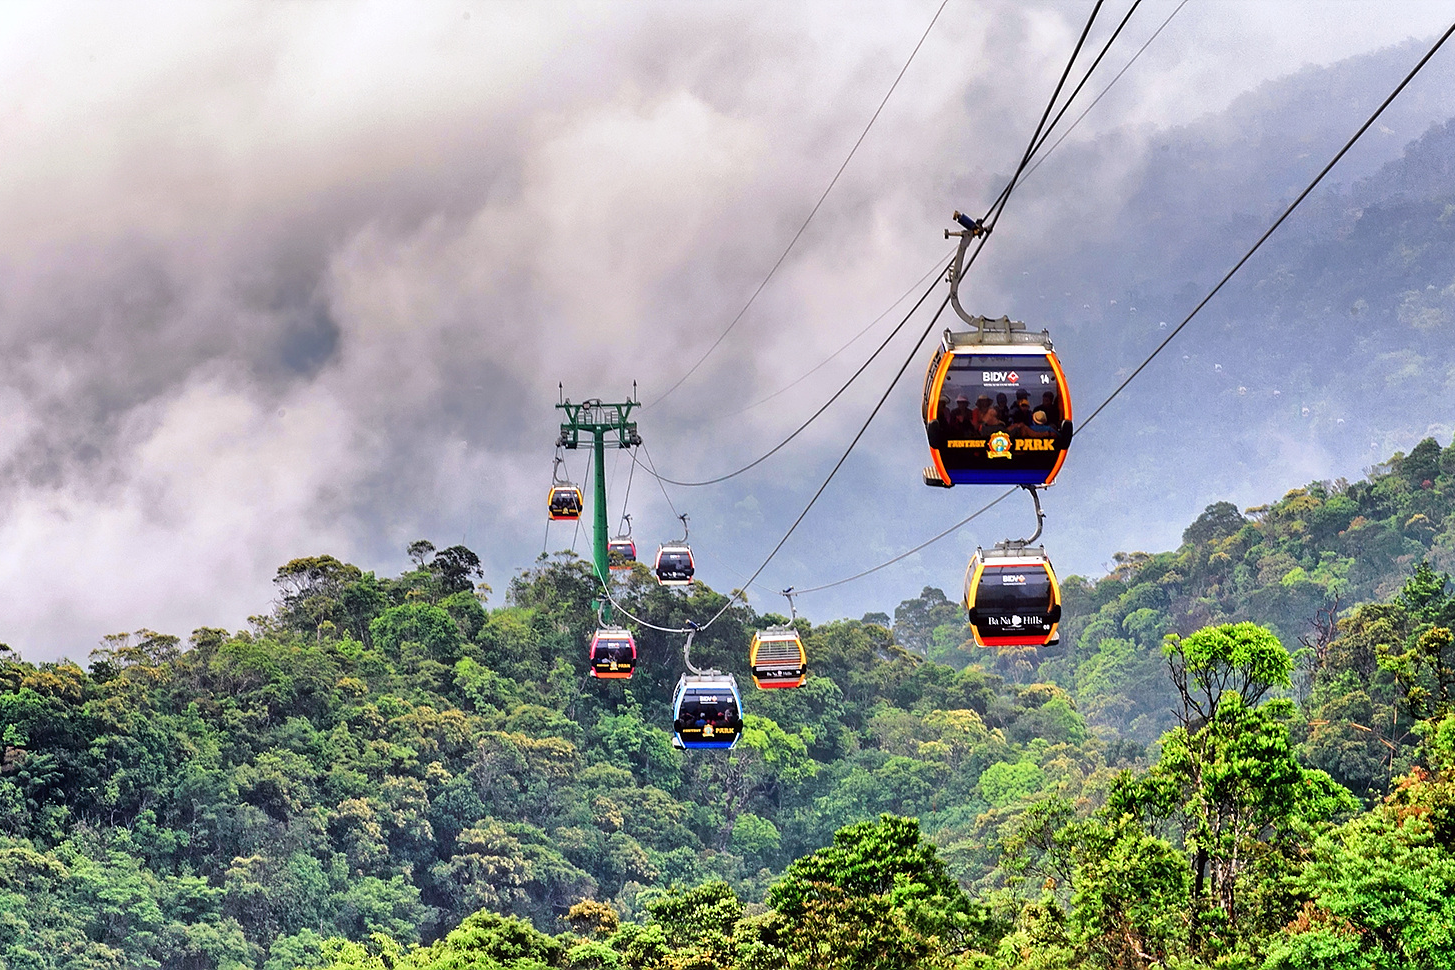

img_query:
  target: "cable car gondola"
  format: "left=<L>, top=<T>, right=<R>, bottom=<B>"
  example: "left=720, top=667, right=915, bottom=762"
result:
left=548, top=484, right=584, bottom=520
left=655, top=514, right=695, bottom=586
left=749, top=627, right=806, bottom=689
left=921, top=213, right=1072, bottom=488
left=672, top=672, right=743, bottom=749
left=963, top=544, right=1062, bottom=649
left=921, top=319, right=1073, bottom=487
left=547, top=455, right=583, bottom=520
left=608, top=514, right=636, bottom=571
left=589, top=626, right=637, bottom=679
left=608, top=537, right=637, bottom=569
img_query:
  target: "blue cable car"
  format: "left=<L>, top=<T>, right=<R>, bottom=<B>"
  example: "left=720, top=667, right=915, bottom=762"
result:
left=671, top=673, right=743, bottom=750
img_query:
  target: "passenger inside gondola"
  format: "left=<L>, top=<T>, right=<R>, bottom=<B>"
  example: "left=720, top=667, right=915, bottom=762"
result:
left=973, top=394, right=992, bottom=430
left=597, top=639, right=632, bottom=663
left=549, top=488, right=582, bottom=517
left=1039, top=391, right=1060, bottom=425
left=946, top=396, right=974, bottom=434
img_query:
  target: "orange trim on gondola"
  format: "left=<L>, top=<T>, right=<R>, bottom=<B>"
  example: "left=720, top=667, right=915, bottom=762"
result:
left=1047, top=350, right=1072, bottom=422
left=930, top=449, right=951, bottom=486
left=927, top=350, right=955, bottom=423
left=1044, top=448, right=1069, bottom=486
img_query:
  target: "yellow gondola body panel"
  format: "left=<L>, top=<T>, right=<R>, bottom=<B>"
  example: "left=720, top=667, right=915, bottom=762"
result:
left=921, top=324, right=1072, bottom=487
left=547, top=484, right=584, bottom=521
left=749, top=627, right=806, bottom=689
left=963, top=545, right=1062, bottom=649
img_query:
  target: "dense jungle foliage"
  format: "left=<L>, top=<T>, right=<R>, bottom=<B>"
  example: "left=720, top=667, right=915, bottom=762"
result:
left=2, top=438, right=1455, bottom=969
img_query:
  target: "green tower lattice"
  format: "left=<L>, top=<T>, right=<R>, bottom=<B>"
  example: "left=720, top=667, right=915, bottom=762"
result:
left=557, top=395, right=641, bottom=623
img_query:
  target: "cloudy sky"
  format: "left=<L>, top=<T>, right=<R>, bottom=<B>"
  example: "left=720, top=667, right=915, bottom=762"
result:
left=2, top=0, right=1453, bottom=660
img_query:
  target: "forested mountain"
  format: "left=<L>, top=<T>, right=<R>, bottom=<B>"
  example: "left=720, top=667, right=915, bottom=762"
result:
left=1, top=438, right=1454, bottom=968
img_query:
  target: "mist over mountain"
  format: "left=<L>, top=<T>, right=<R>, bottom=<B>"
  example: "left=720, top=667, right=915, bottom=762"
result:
left=758, top=37, right=1455, bottom=625
left=2, top=5, right=1454, bottom=657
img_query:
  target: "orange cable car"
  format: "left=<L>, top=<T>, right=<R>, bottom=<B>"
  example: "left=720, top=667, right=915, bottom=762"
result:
left=548, top=484, right=584, bottom=521
left=921, top=319, right=1072, bottom=488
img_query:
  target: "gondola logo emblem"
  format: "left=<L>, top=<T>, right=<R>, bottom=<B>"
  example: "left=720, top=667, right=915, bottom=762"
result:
left=986, top=431, right=1013, bottom=458
left=982, top=371, right=1020, bottom=385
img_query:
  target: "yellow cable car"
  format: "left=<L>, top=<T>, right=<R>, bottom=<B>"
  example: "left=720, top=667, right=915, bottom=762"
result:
left=921, top=318, right=1072, bottom=488
left=547, top=484, right=584, bottom=521
left=749, top=627, right=806, bottom=689
left=589, top=627, right=637, bottom=679
left=963, top=544, right=1062, bottom=649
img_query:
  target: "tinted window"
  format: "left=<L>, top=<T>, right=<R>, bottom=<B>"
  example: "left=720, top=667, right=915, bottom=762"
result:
left=938, top=353, right=1061, bottom=436
left=976, top=564, right=1053, bottom=613
left=679, top=691, right=739, bottom=726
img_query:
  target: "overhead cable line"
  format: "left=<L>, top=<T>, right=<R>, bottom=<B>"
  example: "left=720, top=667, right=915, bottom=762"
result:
left=633, top=1, right=1113, bottom=489
left=646, top=0, right=953, bottom=410
left=789, top=488, right=1016, bottom=594
left=723, top=249, right=955, bottom=418
left=599, top=295, right=952, bottom=634
left=641, top=442, right=683, bottom=519
left=781, top=18, right=1455, bottom=600
left=632, top=265, right=948, bottom=487
left=1019, top=0, right=1190, bottom=186
left=725, top=0, right=1177, bottom=425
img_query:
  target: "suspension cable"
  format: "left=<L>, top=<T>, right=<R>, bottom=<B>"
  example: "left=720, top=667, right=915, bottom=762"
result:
left=619, top=445, right=637, bottom=533
left=632, top=264, right=947, bottom=487
left=640, top=441, right=682, bottom=520
left=722, top=0, right=1178, bottom=426
left=598, top=296, right=951, bottom=635
left=723, top=248, right=955, bottom=419
left=1019, top=0, right=1190, bottom=186
left=633, top=2, right=1114, bottom=490
left=647, top=0, right=953, bottom=410
left=789, top=488, right=1016, bottom=595
left=569, top=447, right=593, bottom=554
left=597, top=3, right=1114, bottom=627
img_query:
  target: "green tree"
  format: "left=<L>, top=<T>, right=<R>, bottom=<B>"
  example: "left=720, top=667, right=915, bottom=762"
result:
left=1163, top=622, right=1293, bottom=727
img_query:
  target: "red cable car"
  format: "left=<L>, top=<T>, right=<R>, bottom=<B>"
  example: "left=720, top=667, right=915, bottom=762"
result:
left=589, top=627, right=637, bottom=679
left=608, top=537, right=636, bottom=570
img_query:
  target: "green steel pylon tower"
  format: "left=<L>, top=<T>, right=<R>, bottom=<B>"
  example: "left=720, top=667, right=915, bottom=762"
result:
left=557, top=392, right=641, bottom=623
